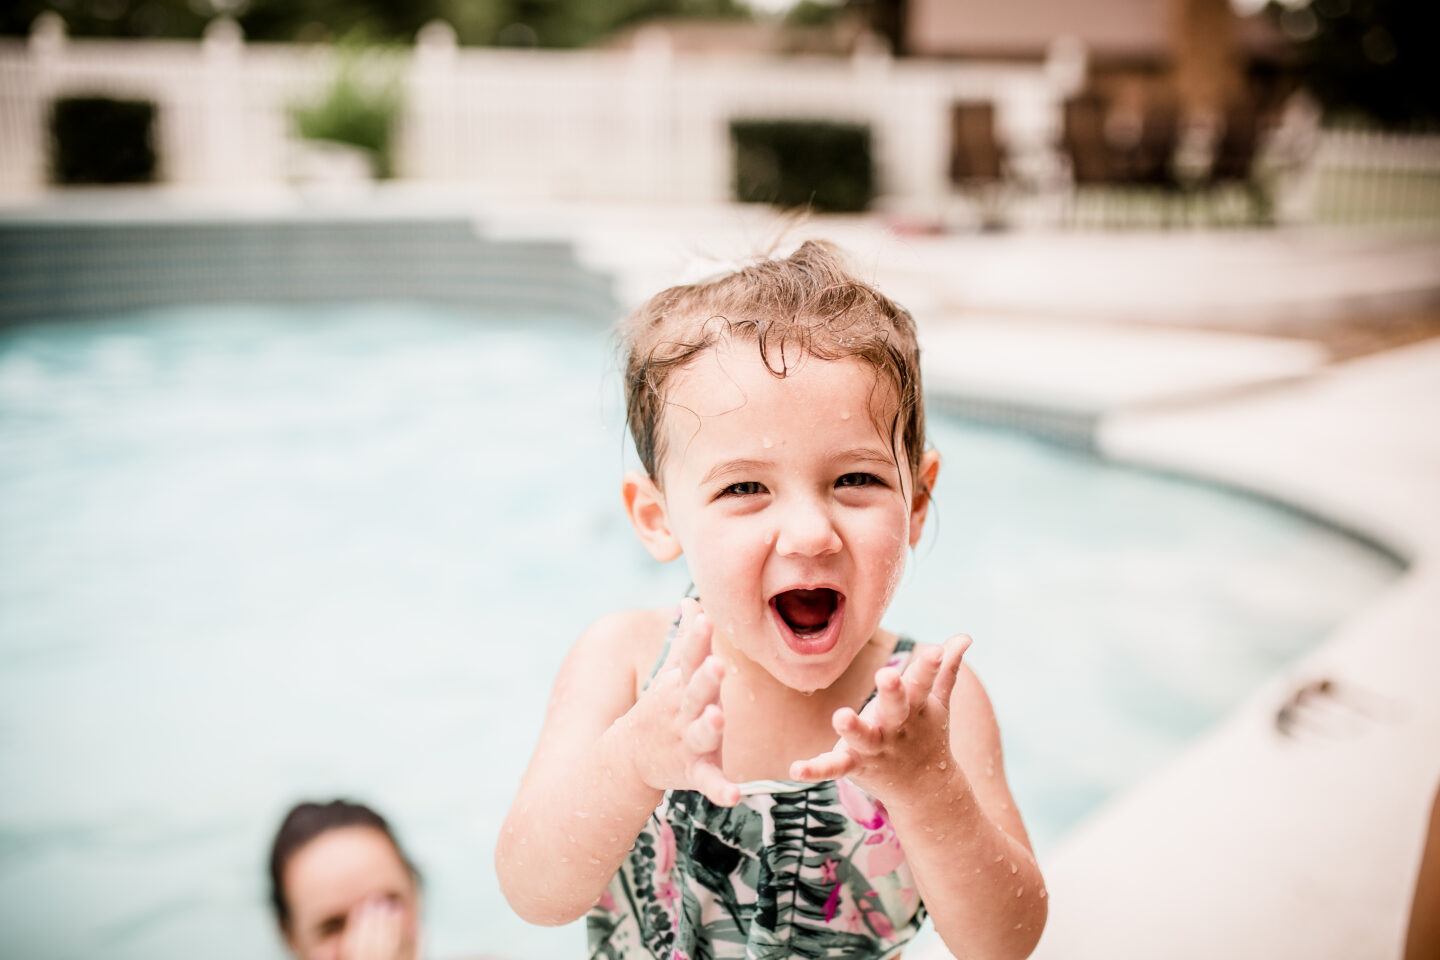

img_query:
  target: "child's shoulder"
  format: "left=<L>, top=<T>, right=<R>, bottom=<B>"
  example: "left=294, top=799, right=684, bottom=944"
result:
left=575, top=607, right=675, bottom=700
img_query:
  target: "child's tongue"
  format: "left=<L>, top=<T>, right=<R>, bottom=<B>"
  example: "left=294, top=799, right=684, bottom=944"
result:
left=775, top=589, right=835, bottom=633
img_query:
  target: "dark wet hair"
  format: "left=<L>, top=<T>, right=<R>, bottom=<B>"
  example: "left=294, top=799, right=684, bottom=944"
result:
left=268, top=799, right=420, bottom=932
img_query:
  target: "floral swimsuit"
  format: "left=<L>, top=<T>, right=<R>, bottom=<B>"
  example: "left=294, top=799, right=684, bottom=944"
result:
left=586, top=637, right=927, bottom=959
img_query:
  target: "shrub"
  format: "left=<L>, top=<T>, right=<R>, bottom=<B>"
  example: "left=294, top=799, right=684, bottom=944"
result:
left=730, top=119, right=875, bottom=212
left=291, top=42, right=401, bottom=178
left=50, top=95, right=158, bottom=185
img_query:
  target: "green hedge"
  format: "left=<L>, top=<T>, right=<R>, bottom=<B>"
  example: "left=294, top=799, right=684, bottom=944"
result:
left=730, top=119, right=875, bottom=213
left=50, top=96, right=158, bottom=185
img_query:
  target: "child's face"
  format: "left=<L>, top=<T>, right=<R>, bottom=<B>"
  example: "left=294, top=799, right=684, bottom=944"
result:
left=629, top=339, right=938, bottom=694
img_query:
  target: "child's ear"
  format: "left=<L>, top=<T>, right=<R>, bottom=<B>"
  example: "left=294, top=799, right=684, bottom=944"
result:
left=908, top=449, right=941, bottom=548
left=623, top=470, right=682, bottom=562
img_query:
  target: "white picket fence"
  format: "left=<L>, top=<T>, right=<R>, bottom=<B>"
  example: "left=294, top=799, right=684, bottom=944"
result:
left=1305, top=126, right=1440, bottom=225
left=4, top=16, right=1438, bottom=223
left=0, top=17, right=1068, bottom=204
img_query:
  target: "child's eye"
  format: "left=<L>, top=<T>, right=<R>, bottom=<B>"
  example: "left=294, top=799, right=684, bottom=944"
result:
left=720, top=481, right=766, bottom=497
left=836, top=472, right=884, bottom=488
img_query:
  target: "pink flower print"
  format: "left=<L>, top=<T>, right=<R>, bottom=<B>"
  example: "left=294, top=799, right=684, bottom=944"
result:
left=831, top=887, right=868, bottom=934
left=823, top=880, right=842, bottom=922
left=864, top=904, right=895, bottom=938
left=837, top=778, right=886, bottom=831
left=653, top=821, right=680, bottom=915
left=838, top=778, right=906, bottom=877
left=671, top=951, right=690, bottom=960
left=820, top=858, right=841, bottom=922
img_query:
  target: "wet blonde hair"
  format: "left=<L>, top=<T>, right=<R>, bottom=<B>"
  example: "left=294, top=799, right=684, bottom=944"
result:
left=620, top=240, right=926, bottom=491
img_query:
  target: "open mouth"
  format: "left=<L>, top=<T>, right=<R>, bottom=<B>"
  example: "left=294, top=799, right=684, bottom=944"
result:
left=769, top=587, right=845, bottom=655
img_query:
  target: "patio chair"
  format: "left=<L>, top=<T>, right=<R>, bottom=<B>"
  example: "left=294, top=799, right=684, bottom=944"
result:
left=1205, top=102, right=1273, bottom=224
left=1128, top=101, right=1181, bottom=189
left=1061, top=93, right=1122, bottom=226
left=948, top=101, right=1009, bottom=230
left=1061, top=94, right=1113, bottom=186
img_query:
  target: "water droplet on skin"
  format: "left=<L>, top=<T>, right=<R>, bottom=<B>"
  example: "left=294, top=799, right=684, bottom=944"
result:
left=609, top=835, right=618, bottom=842
left=1015, top=886, right=1024, bottom=898
left=560, top=856, right=570, bottom=863
left=762, top=437, right=773, bottom=448
left=567, top=835, right=576, bottom=843
left=840, top=411, right=851, bottom=420
left=1000, top=802, right=1009, bottom=811
left=575, top=811, right=590, bottom=819
left=505, top=826, right=514, bottom=835
left=588, top=857, right=602, bottom=865
left=974, top=867, right=981, bottom=874
left=937, top=760, right=948, bottom=770
left=519, top=838, right=528, bottom=845
left=1040, top=888, right=1048, bottom=899
left=1014, top=922, right=1024, bottom=930
left=748, top=691, right=756, bottom=702
left=986, top=762, right=995, bottom=778
left=994, top=855, right=1004, bottom=863
left=1009, top=862, right=1018, bottom=874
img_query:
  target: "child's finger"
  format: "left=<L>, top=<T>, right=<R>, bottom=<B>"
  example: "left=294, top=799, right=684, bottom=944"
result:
left=665, top=601, right=713, bottom=681
left=691, top=760, right=741, bottom=806
left=872, top=667, right=910, bottom=730
left=901, top=645, right=944, bottom=711
left=683, top=703, right=724, bottom=755
left=833, top=706, right=883, bottom=754
left=930, top=633, right=973, bottom=708
left=679, top=656, right=725, bottom=722
left=790, top=745, right=855, bottom=782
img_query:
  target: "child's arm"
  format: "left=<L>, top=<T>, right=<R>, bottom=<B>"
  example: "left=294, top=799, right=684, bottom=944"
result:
left=495, top=600, right=742, bottom=927
left=790, top=636, right=1046, bottom=960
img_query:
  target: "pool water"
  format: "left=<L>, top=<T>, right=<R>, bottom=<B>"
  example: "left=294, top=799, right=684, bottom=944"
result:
left=0, top=303, right=1399, bottom=959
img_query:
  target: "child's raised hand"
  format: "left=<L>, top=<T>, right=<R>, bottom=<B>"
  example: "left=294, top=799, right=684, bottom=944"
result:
left=339, top=896, right=415, bottom=960
left=625, top=598, right=743, bottom=807
left=789, top=634, right=973, bottom=794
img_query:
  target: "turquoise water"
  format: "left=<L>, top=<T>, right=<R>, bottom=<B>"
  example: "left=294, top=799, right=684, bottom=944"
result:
left=0, top=302, right=1399, bottom=959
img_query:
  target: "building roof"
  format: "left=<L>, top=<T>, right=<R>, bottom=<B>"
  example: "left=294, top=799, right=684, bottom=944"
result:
left=905, top=0, right=1283, bottom=61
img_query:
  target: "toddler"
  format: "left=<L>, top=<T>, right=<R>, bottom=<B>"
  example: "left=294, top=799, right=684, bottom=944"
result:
left=497, top=241, right=1045, bottom=958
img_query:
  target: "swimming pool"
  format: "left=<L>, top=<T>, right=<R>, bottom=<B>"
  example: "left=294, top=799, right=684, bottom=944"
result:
left=0, top=301, right=1399, bottom=959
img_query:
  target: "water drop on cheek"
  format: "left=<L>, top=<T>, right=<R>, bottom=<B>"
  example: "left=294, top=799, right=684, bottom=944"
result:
left=840, top=411, right=851, bottom=421
left=762, top=437, right=773, bottom=449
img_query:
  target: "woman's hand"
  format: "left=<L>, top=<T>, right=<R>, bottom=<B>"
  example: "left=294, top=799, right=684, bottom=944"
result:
left=623, top=598, right=743, bottom=807
left=339, top=897, right=416, bottom=960
left=789, top=634, right=973, bottom=798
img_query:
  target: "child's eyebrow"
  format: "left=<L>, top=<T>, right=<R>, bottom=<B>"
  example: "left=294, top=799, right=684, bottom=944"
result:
left=833, top=447, right=898, bottom=469
left=700, top=458, right=771, bottom=487
left=699, top=449, right=896, bottom=487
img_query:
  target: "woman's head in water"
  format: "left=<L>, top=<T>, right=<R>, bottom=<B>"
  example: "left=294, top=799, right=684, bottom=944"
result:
left=269, top=800, right=421, bottom=960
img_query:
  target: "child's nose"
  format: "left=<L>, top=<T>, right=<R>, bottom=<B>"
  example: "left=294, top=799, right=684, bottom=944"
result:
left=773, top=498, right=842, bottom=558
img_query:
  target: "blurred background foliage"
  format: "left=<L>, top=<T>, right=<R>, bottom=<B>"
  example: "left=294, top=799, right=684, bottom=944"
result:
left=0, top=0, right=752, bottom=47
left=289, top=35, right=402, bottom=177
left=1264, top=0, right=1438, bottom=128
